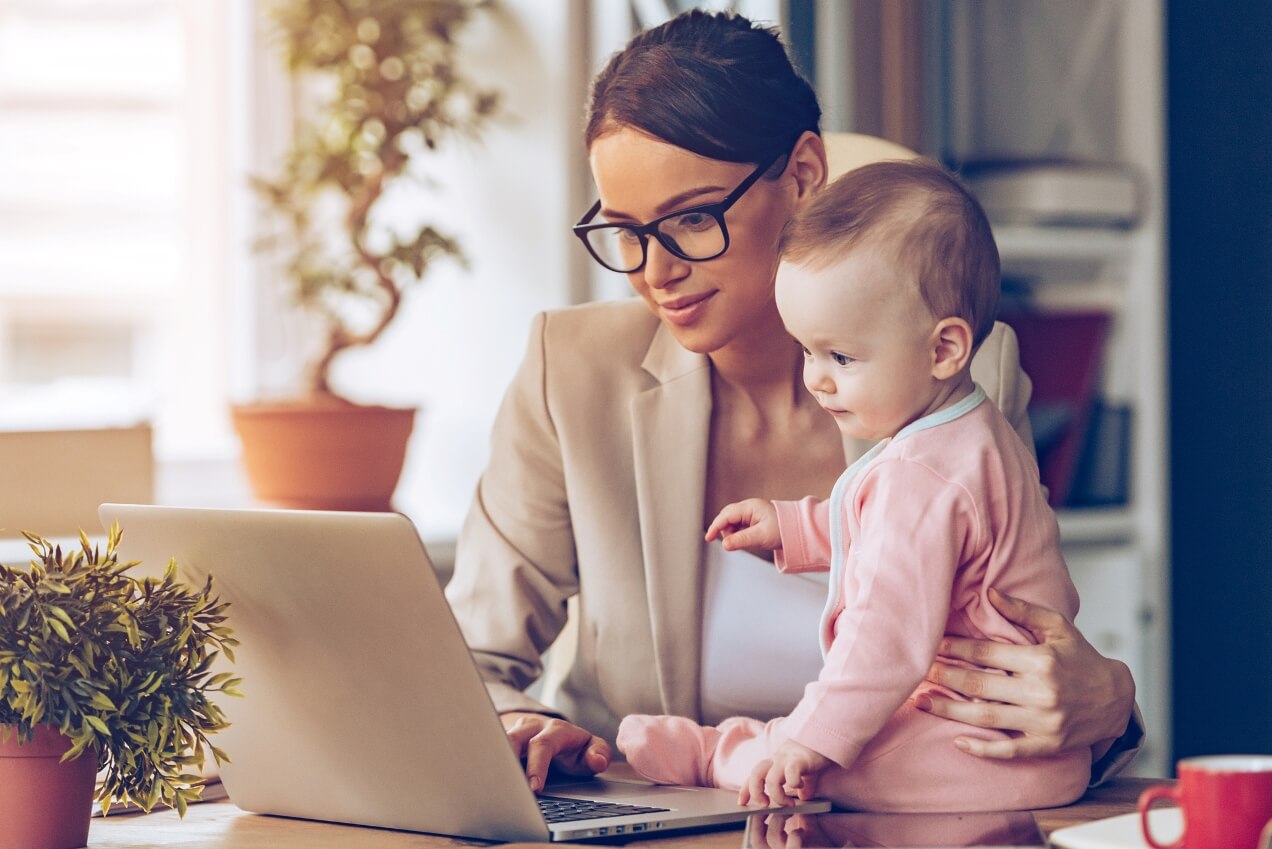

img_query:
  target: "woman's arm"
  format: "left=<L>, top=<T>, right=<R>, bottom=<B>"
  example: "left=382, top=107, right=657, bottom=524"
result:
left=445, top=311, right=579, bottom=715
left=915, top=588, right=1139, bottom=770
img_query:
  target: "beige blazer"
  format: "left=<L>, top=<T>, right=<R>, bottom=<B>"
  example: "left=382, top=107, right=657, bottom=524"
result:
left=444, top=298, right=1035, bottom=746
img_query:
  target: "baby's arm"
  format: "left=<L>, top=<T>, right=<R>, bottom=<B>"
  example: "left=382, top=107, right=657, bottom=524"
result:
left=705, top=498, right=781, bottom=551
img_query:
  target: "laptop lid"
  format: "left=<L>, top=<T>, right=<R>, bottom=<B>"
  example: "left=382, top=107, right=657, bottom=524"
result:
left=98, top=504, right=827, bottom=841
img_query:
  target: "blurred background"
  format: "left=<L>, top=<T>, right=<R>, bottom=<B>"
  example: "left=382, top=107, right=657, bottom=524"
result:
left=0, top=0, right=1267, bottom=777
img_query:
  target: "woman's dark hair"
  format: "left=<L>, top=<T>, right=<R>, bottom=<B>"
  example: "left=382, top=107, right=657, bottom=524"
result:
left=585, top=10, right=821, bottom=166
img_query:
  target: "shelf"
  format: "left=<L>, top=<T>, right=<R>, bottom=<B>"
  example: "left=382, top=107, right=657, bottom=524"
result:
left=993, top=223, right=1135, bottom=260
left=1056, top=506, right=1137, bottom=546
left=993, top=224, right=1137, bottom=284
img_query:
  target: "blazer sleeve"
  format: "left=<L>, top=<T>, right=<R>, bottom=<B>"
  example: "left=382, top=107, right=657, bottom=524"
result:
left=1090, top=703, right=1147, bottom=786
left=971, top=321, right=1035, bottom=456
left=444, top=312, right=578, bottom=717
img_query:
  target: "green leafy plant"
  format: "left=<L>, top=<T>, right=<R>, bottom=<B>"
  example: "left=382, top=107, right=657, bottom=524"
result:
left=253, top=0, right=500, bottom=397
left=0, top=525, right=241, bottom=816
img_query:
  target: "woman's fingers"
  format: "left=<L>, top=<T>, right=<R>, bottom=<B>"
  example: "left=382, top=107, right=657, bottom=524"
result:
left=925, top=659, right=1050, bottom=706
left=951, top=733, right=1059, bottom=760
left=987, top=587, right=1077, bottom=642
left=937, top=634, right=1045, bottom=676
left=916, top=696, right=1044, bottom=737
left=501, top=713, right=611, bottom=792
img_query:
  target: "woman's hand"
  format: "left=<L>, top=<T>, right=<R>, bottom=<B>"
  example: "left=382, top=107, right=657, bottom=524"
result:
left=706, top=498, right=782, bottom=551
left=501, top=712, right=612, bottom=792
left=916, top=588, right=1135, bottom=759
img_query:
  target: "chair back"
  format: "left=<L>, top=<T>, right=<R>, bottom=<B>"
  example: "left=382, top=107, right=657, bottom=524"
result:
left=821, top=131, right=919, bottom=180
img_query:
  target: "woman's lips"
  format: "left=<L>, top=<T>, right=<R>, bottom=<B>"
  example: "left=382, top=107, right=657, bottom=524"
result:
left=658, top=291, right=715, bottom=326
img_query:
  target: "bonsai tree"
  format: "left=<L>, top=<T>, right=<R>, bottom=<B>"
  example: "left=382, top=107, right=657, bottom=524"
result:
left=253, top=0, right=500, bottom=398
left=0, top=525, right=241, bottom=815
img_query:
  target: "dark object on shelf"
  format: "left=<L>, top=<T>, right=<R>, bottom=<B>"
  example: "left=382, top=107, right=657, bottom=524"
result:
left=1001, top=309, right=1112, bottom=507
left=1068, top=400, right=1133, bottom=507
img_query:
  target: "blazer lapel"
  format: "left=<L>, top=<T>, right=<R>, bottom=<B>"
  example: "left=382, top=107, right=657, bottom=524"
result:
left=631, top=323, right=711, bottom=719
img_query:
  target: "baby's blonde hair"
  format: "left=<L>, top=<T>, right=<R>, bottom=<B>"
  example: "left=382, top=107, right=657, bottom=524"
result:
left=781, top=158, right=1000, bottom=348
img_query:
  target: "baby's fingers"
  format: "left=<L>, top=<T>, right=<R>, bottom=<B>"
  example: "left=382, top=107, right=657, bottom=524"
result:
left=705, top=510, right=743, bottom=542
left=740, top=759, right=773, bottom=806
left=782, top=761, right=805, bottom=799
left=720, top=526, right=775, bottom=551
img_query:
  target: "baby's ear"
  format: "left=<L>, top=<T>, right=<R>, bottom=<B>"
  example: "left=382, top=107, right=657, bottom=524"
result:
left=930, top=318, right=974, bottom=379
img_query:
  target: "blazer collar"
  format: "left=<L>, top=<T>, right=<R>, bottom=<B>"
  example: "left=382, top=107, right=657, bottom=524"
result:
left=632, top=321, right=711, bottom=719
left=640, top=318, right=707, bottom=383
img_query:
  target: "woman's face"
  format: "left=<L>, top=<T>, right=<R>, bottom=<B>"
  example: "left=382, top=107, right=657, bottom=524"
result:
left=587, top=128, right=821, bottom=355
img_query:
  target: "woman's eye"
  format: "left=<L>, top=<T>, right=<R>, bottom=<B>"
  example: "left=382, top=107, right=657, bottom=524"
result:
left=616, top=228, right=641, bottom=245
left=673, top=212, right=713, bottom=231
left=831, top=352, right=853, bottom=366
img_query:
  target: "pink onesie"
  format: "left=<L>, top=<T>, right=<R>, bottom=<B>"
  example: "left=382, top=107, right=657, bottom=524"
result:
left=618, top=386, right=1091, bottom=811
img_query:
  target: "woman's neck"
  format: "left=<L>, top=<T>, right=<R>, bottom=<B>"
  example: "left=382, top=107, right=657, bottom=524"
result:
left=707, top=314, right=807, bottom=410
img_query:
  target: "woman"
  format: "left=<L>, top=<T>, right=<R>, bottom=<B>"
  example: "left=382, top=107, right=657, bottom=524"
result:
left=444, top=9, right=1140, bottom=794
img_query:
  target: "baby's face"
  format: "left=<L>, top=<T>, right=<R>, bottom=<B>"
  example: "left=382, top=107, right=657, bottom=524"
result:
left=775, top=248, right=941, bottom=441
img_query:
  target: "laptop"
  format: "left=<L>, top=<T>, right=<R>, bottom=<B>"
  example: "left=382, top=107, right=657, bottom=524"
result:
left=98, top=504, right=830, bottom=842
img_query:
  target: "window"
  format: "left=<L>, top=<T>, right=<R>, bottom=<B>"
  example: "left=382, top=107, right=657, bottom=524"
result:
left=0, top=0, right=249, bottom=459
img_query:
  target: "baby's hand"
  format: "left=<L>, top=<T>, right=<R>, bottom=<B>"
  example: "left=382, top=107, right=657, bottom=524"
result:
left=704, top=499, right=781, bottom=551
left=739, top=740, right=832, bottom=807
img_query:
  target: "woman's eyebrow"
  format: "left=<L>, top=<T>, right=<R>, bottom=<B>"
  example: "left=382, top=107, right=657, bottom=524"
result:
left=601, top=184, right=729, bottom=221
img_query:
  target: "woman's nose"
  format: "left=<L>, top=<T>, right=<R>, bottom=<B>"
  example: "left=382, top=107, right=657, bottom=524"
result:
left=641, top=237, right=689, bottom=290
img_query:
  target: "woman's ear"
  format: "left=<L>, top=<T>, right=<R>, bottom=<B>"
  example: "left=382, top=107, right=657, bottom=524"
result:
left=788, top=131, right=827, bottom=202
left=930, top=318, right=975, bottom=380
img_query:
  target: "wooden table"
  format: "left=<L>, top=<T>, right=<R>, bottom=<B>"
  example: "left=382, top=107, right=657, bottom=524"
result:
left=87, top=778, right=1164, bottom=848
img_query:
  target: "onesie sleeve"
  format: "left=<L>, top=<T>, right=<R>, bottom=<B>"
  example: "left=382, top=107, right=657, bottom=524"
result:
left=772, top=496, right=833, bottom=573
left=782, top=459, right=982, bottom=768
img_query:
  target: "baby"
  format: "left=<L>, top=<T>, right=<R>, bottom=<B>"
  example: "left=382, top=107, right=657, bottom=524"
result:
left=617, top=158, right=1091, bottom=812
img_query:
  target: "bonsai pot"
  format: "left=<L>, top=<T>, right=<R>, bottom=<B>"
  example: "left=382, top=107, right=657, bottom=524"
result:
left=232, top=396, right=416, bottom=512
left=0, top=725, right=97, bottom=849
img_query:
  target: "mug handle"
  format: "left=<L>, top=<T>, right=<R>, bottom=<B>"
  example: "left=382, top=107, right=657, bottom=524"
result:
left=1138, top=785, right=1185, bottom=849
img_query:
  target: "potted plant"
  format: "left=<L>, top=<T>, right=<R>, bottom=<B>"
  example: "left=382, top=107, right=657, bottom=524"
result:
left=235, top=0, right=499, bottom=511
left=0, top=526, right=240, bottom=849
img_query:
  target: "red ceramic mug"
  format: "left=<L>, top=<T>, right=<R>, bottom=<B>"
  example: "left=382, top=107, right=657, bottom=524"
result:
left=1138, top=755, right=1272, bottom=849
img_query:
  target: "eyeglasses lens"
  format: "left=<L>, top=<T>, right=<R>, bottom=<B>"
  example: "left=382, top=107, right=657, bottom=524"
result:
left=584, top=213, right=726, bottom=273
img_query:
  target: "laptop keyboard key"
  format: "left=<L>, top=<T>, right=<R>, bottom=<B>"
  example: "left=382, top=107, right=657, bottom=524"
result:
left=537, top=795, right=670, bottom=824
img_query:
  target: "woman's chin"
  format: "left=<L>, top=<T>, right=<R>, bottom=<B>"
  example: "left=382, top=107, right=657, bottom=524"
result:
left=658, top=319, right=722, bottom=355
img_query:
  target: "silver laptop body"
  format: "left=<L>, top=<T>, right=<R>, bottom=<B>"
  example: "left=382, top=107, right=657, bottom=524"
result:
left=98, top=504, right=830, bottom=841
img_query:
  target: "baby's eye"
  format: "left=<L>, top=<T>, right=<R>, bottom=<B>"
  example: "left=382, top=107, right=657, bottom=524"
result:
left=799, top=344, right=812, bottom=357
left=831, top=352, right=854, bottom=366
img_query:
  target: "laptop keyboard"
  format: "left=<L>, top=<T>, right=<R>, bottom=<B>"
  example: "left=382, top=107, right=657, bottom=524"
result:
left=537, top=794, right=671, bottom=823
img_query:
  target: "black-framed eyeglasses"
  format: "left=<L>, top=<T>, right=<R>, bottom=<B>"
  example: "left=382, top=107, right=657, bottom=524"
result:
left=572, top=149, right=786, bottom=274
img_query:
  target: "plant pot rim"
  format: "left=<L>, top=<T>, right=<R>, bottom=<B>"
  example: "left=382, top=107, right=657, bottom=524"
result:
left=0, top=724, right=84, bottom=759
left=232, top=396, right=417, bottom=415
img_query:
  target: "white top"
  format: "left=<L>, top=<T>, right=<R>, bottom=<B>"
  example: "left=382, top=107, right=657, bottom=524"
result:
left=698, top=541, right=829, bottom=726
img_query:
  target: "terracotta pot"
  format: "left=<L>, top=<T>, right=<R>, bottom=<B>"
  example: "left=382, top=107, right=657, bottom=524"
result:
left=0, top=725, right=97, bottom=849
left=231, top=397, right=416, bottom=512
